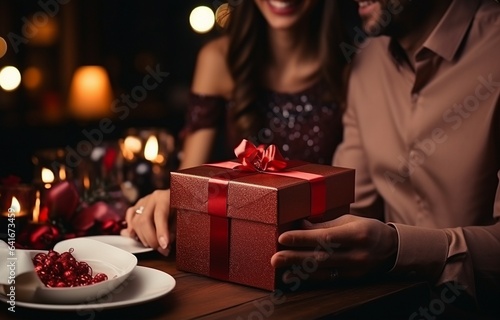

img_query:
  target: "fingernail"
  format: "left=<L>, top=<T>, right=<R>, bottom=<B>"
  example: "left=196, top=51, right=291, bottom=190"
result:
left=159, top=236, right=168, bottom=249
left=158, top=247, right=170, bottom=256
left=120, top=229, right=129, bottom=237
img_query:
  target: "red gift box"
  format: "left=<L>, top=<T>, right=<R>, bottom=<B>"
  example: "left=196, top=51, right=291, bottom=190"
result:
left=171, top=140, right=355, bottom=291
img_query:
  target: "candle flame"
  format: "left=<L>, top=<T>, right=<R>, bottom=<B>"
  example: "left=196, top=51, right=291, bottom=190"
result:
left=33, top=191, right=40, bottom=223
left=83, top=175, right=90, bottom=190
left=59, top=165, right=66, bottom=180
left=144, top=135, right=159, bottom=161
left=41, top=167, right=55, bottom=183
left=10, top=196, right=21, bottom=213
left=124, top=136, right=142, bottom=153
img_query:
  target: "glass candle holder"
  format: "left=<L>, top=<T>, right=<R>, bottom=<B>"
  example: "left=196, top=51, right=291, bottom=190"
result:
left=0, top=184, right=35, bottom=239
left=119, top=128, right=177, bottom=199
left=32, top=148, right=70, bottom=190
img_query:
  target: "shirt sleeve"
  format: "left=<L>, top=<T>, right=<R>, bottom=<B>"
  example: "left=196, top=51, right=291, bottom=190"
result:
left=334, top=85, right=500, bottom=305
left=369, top=170, right=500, bottom=305
left=389, top=210, right=500, bottom=303
left=179, top=92, right=227, bottom=139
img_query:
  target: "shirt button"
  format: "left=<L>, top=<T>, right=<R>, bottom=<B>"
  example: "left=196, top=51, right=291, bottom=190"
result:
left=415, top=194, right=421, bottom=203
left=415, top=194, right=428, bottom=210
left=409, top=150, right=416, bottom=159
left=409, top=149, right=424, bottom=166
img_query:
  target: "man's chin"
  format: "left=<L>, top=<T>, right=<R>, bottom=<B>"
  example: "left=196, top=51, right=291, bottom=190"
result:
left=362, top=25, right=383, bottom=37
left=361, top=18, right=389, bottom=37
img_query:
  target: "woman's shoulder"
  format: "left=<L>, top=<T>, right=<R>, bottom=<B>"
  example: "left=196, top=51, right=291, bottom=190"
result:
left=198, top=36, right=229, bottom=59
left=192, top=36, right=233, bottom=98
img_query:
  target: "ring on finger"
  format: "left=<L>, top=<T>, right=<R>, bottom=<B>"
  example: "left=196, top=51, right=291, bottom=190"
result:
left=135, top=206, right=145, bottom=215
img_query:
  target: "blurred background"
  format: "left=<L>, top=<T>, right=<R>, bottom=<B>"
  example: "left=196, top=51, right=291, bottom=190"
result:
left=0, top=0, right=224, bottom=184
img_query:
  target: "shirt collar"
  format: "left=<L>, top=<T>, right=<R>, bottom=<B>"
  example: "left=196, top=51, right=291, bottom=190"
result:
left=388, top=0, right=480, bottom=64
left=423, top=0, right=479, bottom=61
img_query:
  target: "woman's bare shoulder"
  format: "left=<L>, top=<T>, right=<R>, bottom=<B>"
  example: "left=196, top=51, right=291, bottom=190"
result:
left=191, top=36, right=233, bottom=98
left=199, top=36, right=229, bottom=58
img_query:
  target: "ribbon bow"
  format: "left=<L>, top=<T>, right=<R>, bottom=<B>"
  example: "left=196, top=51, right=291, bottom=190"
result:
left=234, top=139, right=287, bottom=172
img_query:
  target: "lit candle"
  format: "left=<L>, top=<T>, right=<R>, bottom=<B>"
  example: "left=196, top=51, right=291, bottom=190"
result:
left=122, top=135, right=142, bottom=161
left=32, top=191, right=41, bottom=223
left=41, top=167, right=55, bottom=189
left=0, top=185, right=34, bottom=230
left=3, top=196, right=28, bottom=218
left=2, top=196, right=17, bottom=217
left=144, top=135, right=159, bottom=162
left=83, top=174, right=91, bottom=190
left=59, top=164, right=67, bottom=181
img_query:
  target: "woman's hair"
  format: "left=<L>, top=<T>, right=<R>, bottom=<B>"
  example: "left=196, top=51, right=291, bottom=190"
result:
left=225, top=0, right=352, bottom=143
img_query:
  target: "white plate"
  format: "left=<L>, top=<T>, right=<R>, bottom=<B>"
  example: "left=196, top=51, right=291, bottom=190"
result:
left=0, top=266, right=175, bottom=311
left=85, top=235, right=154, bottom=254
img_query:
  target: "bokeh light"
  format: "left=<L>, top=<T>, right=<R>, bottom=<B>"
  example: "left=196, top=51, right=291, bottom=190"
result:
left=0, top=37, right=7, bottom=58
left=23, top=66, right=43, bottom=90
left=189, top=6, right=215, bottom=33
left=215, top=3, right=231, bottom=28
left=22, top=16, right=59, bottom=46
left=0, top=66, right=22, bottom=91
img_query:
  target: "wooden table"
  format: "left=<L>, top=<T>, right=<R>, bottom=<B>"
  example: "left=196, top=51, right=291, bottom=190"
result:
left=1, top=251, right=431, bottom=320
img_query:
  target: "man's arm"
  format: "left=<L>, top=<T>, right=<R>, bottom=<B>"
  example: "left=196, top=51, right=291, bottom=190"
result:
left=332, top=84, right=500, bottom=303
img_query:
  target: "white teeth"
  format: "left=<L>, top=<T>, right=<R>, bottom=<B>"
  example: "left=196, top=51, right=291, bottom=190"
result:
left=359, top=1, right=375, bottom=8
left=269, top=0, right=292, bottom=9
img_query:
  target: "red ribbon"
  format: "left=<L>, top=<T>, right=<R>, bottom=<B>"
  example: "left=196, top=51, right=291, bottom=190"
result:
left=262, top=170, right=326, bottom=216
left=234, top=139, right=287, bottom=172
left=206, top=139, right=327, bottom=280
left=207, top=168, right=258, bottom=280
left=207, top=177, right=230, bottom=280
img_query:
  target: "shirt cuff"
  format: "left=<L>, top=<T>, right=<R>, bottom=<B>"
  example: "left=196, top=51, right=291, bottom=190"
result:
left=387, top=223, right=449, bottom=281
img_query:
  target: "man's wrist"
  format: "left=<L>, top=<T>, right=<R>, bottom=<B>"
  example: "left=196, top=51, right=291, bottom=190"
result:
left=386, top=223, right=448, bottom=280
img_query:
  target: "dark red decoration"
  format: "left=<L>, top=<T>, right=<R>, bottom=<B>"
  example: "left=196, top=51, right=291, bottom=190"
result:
left=234, top=139, right=287, bottom=172
left=45, top=181, right=80, bottom=221
left=15, top=179, right=127, bottom=250
left=17, top=224, right=61, bottom=250
left=32, top=248, right=108, bottom=287
left=103, top=147, right=118, bottom=173
left=1, top=175, right=22, bottom=186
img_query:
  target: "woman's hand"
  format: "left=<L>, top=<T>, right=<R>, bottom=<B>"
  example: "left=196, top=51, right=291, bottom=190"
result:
left=121, top=189, right=176, bottom=256
left=271, top=215, right=398, bottom=281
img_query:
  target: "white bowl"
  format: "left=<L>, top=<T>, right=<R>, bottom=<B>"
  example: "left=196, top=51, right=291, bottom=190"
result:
left=31, top=237, right=138, bottom=304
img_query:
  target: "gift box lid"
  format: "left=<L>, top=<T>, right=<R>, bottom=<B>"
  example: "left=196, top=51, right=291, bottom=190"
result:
left=171, top=161, right=354, bottom=225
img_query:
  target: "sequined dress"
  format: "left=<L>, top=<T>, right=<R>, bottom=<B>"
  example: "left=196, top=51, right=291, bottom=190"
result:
left=183, top=82, right=343, bottom=165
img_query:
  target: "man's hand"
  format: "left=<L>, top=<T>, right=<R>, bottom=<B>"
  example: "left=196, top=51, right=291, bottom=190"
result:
left=271, top=215, right=398, bottom=280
